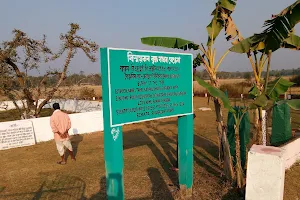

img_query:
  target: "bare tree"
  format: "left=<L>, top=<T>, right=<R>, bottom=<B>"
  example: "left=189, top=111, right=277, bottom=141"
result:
left=0, top=23, right=99, bottom=119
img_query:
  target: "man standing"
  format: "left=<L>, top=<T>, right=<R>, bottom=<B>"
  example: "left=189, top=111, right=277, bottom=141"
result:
left=50, top=103, right=76, bottom=165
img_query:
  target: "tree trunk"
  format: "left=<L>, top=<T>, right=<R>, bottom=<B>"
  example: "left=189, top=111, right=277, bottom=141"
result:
left=256, top=107, right=263, bottom=145
left=253, top=109, right=258, bottom=143
left=234, top=121, right=245, bottom=189
left=214, top=98, right=234, bottom=181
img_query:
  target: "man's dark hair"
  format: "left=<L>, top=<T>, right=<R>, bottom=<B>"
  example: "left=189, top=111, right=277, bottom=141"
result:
left=53, top=103, right=60, bottom=110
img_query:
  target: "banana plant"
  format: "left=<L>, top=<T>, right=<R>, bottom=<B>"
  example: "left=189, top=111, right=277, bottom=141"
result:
left=196, top=75, right=300, bottom=188
left=229, top=0, right=300, bottom=144
left=195, top=76, right=246, bottom=188
left=141, top=0, right=239, bottom=181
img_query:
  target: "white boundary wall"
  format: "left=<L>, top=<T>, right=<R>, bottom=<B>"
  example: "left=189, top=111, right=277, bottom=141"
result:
left=0, top=99, right=104, bottom=150
left=32, top=111, right=104, bottom=142
left=0, top=111, right=104, bottom=150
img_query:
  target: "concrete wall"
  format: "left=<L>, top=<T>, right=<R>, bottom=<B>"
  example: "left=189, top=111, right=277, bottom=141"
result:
left=281, top=137, right=300, bottom=169
left=44, top=99, right=103, bottom=113
left=34, top=111, right=103, bottom=142
left=0, top=99, right=102, bottom=113
left=1, top=111, right=104, bottom=145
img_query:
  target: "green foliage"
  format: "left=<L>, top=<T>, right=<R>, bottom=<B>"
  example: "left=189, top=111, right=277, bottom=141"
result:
left=282, top=34, right=300, bottom=50
left=140, top=37, right=199, bottom=50
left=248, top=85, right=260, bottom=99
left=230, top=0, right=300, bottom=53
left=266, top=77, right=295, bottom=100
left=193, top=53, right=204, bottom=68
left=276, top=99, right=300, bottom=110
left=243, top=72, right=251, bottom=80
left=0, top=108, right=74, bottom=122
left=248, top=77, right=295, bottom=109
left=230, top=34, right=300, bottom=53
left=207, top=0, right=238, bottom=45
left=250, top=94, right=269, bottom=109
left=195, top=76, right=234, bottom=113
left=219, top=82, right=250, bottom=98
left=290, top=75, right=300, bottom=86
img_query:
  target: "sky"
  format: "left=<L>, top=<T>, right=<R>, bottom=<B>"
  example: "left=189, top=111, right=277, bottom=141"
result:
left=0, top=0, right=299, bottom=75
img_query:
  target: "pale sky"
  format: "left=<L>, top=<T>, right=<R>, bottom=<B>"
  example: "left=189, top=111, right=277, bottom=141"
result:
left=0, top=0, right=299, bottom=75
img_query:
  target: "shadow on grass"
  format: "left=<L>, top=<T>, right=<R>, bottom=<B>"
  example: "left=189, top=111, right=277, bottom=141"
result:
left=123, top=127, right=178, bottom=188
left=90, top=168, right=173, bottom=200
left=0, top=175, right=86, bottom=200
left=65, top=134, right=84, bottom=161
left=221, top=188, right=245, bottom=200
left=147, top=119, right=222, bottom=178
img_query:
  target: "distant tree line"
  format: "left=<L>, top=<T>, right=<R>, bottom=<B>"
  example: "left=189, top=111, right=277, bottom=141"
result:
left=24, top=72, right=102, bottom=88
left=195, top=68, right=300, bottom=80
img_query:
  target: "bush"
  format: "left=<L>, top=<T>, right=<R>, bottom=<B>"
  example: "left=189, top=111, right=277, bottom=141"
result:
left=220, top=82, right=251, bottom=98
left=79, top=87, right=96, bottom=100
left=290, top=75, right=300, bottom=87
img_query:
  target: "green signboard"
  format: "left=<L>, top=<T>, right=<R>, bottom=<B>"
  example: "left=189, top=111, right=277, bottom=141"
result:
left=101, top=48, right=194, bottom=199
left=105, top=48, right=193, bottom=127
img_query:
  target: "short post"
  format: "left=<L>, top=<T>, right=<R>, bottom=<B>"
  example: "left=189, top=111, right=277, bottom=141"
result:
left=178, top=114, right=194, bottom=197
left=246, top=145, right=285, bottom=200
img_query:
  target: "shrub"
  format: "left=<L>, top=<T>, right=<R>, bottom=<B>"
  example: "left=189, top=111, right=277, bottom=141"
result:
left=220, top=82, right=251, bottom=98
left=79, top=87, right=96, bottom=100
left=290, top=75, right=300, bottom=87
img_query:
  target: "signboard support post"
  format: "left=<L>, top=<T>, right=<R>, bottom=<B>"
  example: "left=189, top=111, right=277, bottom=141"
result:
left=178, top=114, right=194, bottom=196
left=101, top=49, right=125, bottom=199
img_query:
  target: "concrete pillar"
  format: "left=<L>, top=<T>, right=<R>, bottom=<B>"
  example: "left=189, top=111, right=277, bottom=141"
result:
left=246, top=145, right=285, bottom=200
left=262, top=110, right=267, bottom=146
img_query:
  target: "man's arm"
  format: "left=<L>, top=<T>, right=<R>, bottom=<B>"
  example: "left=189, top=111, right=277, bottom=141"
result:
left=67, top=115, right=71, bottom=131
left=50, top=116, right=59, bottom=133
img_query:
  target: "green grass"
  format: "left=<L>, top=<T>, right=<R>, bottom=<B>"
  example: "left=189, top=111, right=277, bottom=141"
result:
left=0, top=109, right=74, bottom=122
left=0, top=97, right=299, bottom=199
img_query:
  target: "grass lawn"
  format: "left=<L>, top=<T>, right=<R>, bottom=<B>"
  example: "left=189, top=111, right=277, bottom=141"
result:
left=0, top=97, right=299, bottom=199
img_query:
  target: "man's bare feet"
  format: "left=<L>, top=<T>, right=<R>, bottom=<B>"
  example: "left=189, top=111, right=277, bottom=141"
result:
left=170, top=167, right=179, bottom=172
left=57, top=161, right=66, bottom=165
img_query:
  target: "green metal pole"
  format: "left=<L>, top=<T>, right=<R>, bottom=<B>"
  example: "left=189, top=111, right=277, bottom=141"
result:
left=178, top=114, right=194, bottom=196
left=101, top=48, right=125, bottom=200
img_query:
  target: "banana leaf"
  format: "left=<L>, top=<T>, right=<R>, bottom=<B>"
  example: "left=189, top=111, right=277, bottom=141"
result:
left=249, top=94, right=269, bottom=109
left=194, top=76, right=235, bottom=113
left=248, top=85, right=260, bottom=99
left=207, top=0, right=238, bottom=46
left=193, top=53, right=204, bottom=68
left=140, top=37, right=199, bottom=50
left=282, top=34, right=300, bottom=50
left=230, top=1, right=300, bottom=53
left=276, top=99, right=300, bottom=110
left=266, top=77, right=295, bottom=100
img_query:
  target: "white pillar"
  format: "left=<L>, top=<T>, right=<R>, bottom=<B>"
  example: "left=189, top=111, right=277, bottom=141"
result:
left=246, top=145, right=285, bottom=200
left=262, top=110, right=267, bottom=146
